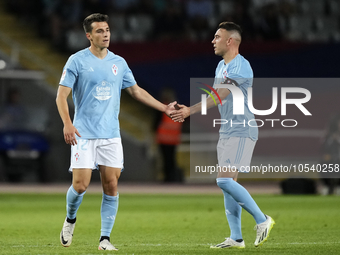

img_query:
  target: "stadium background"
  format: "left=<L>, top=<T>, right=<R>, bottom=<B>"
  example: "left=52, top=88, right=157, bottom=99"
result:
left=1, top=1, right=340, bottom=254
left=0, top=0, right=340, bottom=189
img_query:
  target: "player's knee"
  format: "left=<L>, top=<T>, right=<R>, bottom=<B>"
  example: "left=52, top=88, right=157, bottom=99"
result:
left=216, top=177, right=233, bottom=189
left=73, top=182, right=89, bottom=194
left=74, top=186, right=87, bottom=194
left=106, top=179, right=118, bottom=188
left=102, top=179, right=118, bottom=194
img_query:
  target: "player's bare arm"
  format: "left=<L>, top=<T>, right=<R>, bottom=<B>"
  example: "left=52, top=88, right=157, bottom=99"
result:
left=125, top=84, right=177, bottom=117
left=56, top=85, right=81, bottom=146
left=171, top=87, right=230, bottom=122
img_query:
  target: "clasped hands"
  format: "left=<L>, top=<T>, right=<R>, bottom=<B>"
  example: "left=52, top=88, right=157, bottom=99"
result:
left=165, top=101, right=190, bottom=123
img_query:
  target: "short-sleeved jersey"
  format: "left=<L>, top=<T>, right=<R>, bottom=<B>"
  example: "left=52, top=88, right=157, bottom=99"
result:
left=59, top=48, right=136, bottom=139
left=214, top=54, right=258, bottom=140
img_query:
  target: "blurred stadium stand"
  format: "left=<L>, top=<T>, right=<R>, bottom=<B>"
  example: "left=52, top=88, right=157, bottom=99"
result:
left=0, top=0, right=340, bottom=184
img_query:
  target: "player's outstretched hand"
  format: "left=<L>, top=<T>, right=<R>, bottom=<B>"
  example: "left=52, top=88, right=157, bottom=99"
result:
left=170, top=104, right=190, bottom=122
left=63, top=123, right=81, bottom=146
left=164, top=101, right=177, bottom=118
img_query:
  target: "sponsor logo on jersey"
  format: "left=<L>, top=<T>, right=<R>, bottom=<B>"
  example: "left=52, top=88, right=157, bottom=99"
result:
left=93, top=81, right=113, bottom=100
left=112, top=64, right=118, bottom=75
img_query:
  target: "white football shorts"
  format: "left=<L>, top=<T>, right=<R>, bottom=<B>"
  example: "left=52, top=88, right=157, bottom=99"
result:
left=70, top=138, right=123, bottom=171
left=217, top=137, right=256, bottom=172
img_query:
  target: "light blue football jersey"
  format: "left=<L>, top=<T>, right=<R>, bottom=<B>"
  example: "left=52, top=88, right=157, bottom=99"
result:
left=214, top=54, right=258, bottom=140
left=59, top=48, right=136, bottom=139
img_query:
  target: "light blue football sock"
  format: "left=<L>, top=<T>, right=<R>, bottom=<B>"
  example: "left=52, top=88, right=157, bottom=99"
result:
left=222, top=191, right=243, bottom=240
left=100, top=193, right=119, bottom=237
left=217, top=178, right=266, bottom=224
left=66, top=185, right=86, bottom=220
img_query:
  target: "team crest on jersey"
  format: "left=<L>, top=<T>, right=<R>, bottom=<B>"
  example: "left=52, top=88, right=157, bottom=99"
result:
left=92, top=81, right=113, bottom=100
left=60, top=69, right=66, bottom=82
left=223, top=70, right=228, bottom=79
left=112, top=64, right=118, bottom=75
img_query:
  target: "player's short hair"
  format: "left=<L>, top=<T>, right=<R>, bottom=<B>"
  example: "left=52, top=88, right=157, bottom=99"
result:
left=83, top=13, right=109, bottom=33
left=218, top=22, right=242, bottom=38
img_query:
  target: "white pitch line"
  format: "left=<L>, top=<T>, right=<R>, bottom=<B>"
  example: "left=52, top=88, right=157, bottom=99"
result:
left=11, top=241, right=340, bottom=248
left=288, top=242, right=340, bottom=245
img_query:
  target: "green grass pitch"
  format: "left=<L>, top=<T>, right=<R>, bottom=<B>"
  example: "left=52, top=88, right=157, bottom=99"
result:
left=0, top=193, right=339, bottom=254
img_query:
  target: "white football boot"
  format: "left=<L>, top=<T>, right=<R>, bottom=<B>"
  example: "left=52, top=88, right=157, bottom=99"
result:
left=254, top=215, right=275, bottom=247
left=60, top=218, right=76, bottom=247
left=210, top=237, right=245, bottom=249
left=98, top=239, right=118, bottom=251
